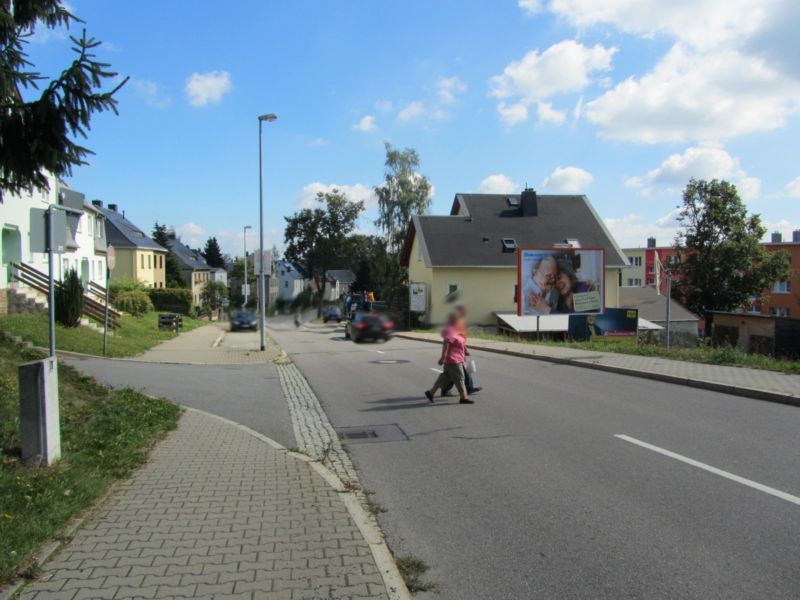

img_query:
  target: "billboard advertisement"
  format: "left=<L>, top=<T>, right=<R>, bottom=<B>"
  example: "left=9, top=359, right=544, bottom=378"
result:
left=409, top=282, right=427, bottom=313
left=568, top=308, right=639, bottom=342
left=517, top=248, right=605, bottom=316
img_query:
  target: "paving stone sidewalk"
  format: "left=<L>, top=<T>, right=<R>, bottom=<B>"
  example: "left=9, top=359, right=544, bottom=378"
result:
left=400, top=331, right=800, bottom=402
left=20, top=410, right=388, bottom=600
left=132, top=324, right=281, bottom=365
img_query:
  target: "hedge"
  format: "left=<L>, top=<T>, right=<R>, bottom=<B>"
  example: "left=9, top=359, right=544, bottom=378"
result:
left=147, top=288, right=192, bottom=315
left=114, top=289, right=154, bottom=317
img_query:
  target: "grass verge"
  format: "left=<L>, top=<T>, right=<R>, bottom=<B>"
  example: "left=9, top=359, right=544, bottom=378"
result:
left=0, top=311, right=202, bottom=358
left=415, top=329, right=800, bottom=375
left=0, top=338, right=181, bottom=585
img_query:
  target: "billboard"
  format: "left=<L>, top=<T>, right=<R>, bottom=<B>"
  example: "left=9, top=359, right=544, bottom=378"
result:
left=568, top=308, right=638, bottom=342
left=409, top=282, right=427, bottom=313
left=517, top=247, right=604, bottom=316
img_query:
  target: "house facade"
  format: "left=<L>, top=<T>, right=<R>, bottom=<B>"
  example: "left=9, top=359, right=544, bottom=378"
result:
left=1, top=175, right=108, bottom=299
left=402, top=190, right=629, bottom=326
left=94, top=202, right=166, bottom=288
left=276, top=260, right=307, bottom=301
left=323, top=269, right=356, bottom=302
left=167, top=237, right=212, bottom=308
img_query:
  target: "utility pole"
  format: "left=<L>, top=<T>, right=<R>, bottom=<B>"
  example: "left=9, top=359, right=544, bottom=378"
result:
left=243, top=225, right=251, bottom=308
left=257, top=113, right=277, bottom=351
left=665, top=270, right=672, bottom=349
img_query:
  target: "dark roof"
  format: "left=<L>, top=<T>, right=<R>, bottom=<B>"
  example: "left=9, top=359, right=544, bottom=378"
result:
left=327, top=269, right=356, bottom=284
left=96, top=206, right=166, bottom=252
left=168, top=238, right=211, bottom=271
left=402, top=193, right=628, bottom=268
left=619, top=287, right=698, bottom=322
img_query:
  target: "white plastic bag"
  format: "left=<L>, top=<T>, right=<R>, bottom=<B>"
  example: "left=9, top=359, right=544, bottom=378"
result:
left=468, top=359, right=477, bottom=374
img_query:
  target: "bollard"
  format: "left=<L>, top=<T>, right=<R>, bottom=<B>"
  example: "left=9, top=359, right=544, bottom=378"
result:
left=19, top=357, right=61, bottom=466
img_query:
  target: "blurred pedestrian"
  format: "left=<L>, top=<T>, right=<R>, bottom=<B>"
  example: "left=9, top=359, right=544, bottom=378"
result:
left=441, top=305, right=482, bottom=396
left=424, top=313, right=473, bottom=404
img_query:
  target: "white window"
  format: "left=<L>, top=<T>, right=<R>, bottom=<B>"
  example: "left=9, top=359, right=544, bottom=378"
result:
left=626, top=278, right=642, bottom=287
left=88, top=215, right=94, bottom=236
left=628, top=256, right=642, bottom=267
left=772, top=280, right=791, bottom=293
left=771, top=307, right=790, bottom=317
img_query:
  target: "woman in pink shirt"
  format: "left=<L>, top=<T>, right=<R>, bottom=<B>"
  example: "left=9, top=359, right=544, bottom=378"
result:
left=424, top=315, right=473, bottom=404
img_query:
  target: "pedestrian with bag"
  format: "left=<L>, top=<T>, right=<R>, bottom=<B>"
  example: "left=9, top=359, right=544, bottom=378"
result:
left=424, top=313, right=474, bottom=404
left=441, top=305, right=482, bottom=397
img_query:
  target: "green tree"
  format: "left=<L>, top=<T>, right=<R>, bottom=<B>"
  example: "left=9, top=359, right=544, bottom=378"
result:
left=200, top=280, right=228, bottom=311
left=152, top=223, right=187, bottom=288
left=344, top=234, right=389, bottom=294
left=55, top=268, right=84, bottom=327
left=1, top=0, right=127, bottom=199
left=202, top=236, right=225, bottom=268
left=284, top=190, right=364, bottom=316
left=229, top=256, right=256, bottom=308
left=374, top=142, right=433, bottom=252
left=675, top=179, right=790, bottom=336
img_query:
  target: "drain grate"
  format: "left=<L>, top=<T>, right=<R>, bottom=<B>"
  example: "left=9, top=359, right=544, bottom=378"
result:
left=336, top=424, right=409, bottom=444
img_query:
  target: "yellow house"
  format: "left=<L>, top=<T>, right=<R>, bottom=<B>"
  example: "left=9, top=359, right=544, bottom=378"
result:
left=401, top=190, right=628, bottom=327
left=94, top=202, right=167, bottom=288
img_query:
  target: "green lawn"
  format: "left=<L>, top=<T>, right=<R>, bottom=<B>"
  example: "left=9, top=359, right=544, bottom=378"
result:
left=0, top=312, right=202, bottom=358
left=415, top=329, right=800, bottom=375
left=0, top=338, right=181, bottom=585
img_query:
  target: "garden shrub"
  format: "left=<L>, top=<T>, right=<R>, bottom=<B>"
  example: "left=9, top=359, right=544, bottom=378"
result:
left=147, top=288, right=192, bottom=315
left=55, top=269, right=84, bottom=327
left=114, top=289, right=153, bottom=317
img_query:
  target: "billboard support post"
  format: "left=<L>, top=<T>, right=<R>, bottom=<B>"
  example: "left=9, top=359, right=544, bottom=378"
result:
left=665, top=270, right=672, bottom=349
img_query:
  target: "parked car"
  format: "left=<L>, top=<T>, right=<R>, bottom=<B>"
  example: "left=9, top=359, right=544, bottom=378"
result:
left=230, top=310, right=257, bottom=331
left=323, top=306, right=342, bottom=323
left=346, top=312, right=394, bottom=342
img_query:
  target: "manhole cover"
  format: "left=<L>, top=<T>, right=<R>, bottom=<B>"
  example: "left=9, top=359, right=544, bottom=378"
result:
left=370, top=359, right=410, bottom=365
left=335, top=424, right=409, bottom=444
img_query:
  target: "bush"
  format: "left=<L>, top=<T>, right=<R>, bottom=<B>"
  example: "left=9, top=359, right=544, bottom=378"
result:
left=108, top=278, right=145, bottom=304
left=55, top=269, right=84, bottom=327
left=114, top=289, right=154, bottom=317
left=147, top=288, right=192, bottom=315
left=200, top=281, right=228, bottom=310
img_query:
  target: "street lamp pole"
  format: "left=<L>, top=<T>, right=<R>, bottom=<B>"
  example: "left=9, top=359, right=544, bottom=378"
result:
left=258, top=113, right=277, bottom=351
left=665, top=270, right=672, bottom=350
left=242, top=225, right=252, bottom=308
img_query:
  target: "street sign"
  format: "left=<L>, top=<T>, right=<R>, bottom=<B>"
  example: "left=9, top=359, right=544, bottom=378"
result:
left=242, top=283, right=251, bottom=296
left=252, top=250, right=273, bottom=275
left=409, top=282, right=427, bottom=313
left=106, top=245, right=116, bottom=271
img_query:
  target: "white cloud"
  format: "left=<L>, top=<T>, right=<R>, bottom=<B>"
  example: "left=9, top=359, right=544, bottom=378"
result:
left=784, top=176, right=800, bottom=197
left=542, top=166, right=594, bottom=192
left=586, top=44, right=800, bottom=143
left=518, top=0, right=543, bottom=14
left=626, top=145, right=761, bottom=199
left=437, top=76, right=467, bottom=103
left=352, top=115, right=377, bottom=132
left=604, top=213, right=680, bottom=248
left=572, top=95, right=584, bottom=121
left=478, top=174, right=518, bottom=194
left=175, top=222, right=206, bottom=248
left=185, top=71, right=232, bottom=107
left=298, top=182, right=377, bottom=211
left=497, top=102, right=529, bottom=126
left=536, top=101, right=567, bottom=125
left=547, top=0, right=774, bottom=52
left=397, top=101, right=426, bottom=122
left=490, top=40, right=616, bottom=104
left=375, top=100, right=394, bottom=112
left=132, top=79, right=171, bottom=108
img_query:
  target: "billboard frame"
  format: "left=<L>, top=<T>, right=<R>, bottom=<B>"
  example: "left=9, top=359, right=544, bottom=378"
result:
left=516, top=246, right=606, bottom=317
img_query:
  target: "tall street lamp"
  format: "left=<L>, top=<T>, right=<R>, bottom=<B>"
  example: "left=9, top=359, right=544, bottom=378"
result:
left=242, top=225, right=252, bottom=308
left=258, top=113, right=277, bottom=351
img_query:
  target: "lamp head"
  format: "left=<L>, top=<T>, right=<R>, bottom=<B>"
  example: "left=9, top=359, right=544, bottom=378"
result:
left=258, top=113, right=278, bottom=122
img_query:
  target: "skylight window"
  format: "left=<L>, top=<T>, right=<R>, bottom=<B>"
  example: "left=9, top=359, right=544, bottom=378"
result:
left=501, top=238, right=517, bottom=252
left=506, top=196, right=520, bottom=207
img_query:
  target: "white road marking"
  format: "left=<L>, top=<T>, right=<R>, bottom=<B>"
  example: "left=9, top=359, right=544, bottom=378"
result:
left=375, top=350, right=385, bottom=354
left=615, top=434, right=800, bottom=507
left=429, top=367, right=443, bottom=373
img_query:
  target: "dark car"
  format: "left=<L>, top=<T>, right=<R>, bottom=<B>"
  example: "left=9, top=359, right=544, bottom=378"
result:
left=346, top=312, right=394, bottom=343
left=230, top=310, right=257, bottom=331
left=323, top=306, right=342, bottom=323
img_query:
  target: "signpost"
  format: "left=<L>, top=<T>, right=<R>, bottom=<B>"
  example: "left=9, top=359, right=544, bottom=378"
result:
left=103, top=245, right=116, bottom=356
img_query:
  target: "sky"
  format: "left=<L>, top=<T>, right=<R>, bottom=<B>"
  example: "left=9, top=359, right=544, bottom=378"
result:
left=24, top=0, right=800, bottom=255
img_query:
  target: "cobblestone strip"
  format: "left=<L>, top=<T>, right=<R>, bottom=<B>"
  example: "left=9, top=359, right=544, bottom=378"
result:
left=276, top=362, right=359, bottom=486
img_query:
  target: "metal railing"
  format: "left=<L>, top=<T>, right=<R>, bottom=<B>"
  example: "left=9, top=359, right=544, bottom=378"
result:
left=10, top=262, right=121, bottom=329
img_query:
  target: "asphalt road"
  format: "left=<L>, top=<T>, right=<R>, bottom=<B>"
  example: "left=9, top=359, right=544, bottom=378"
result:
left=269, top=320, right=800, bottom=600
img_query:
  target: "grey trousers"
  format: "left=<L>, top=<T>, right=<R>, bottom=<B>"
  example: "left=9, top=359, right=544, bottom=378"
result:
left=434, top=363, right=467, bottom=397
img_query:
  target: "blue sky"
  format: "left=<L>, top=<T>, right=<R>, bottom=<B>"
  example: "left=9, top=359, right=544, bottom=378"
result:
left=26, top=0, right=800, bottom=255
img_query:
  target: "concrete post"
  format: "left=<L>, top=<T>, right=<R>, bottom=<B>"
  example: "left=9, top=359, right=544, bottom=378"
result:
left=19, top=357, right=61, bottom=466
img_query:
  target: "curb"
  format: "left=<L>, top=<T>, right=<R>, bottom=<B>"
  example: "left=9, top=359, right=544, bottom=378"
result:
left=397, top=334, right=800, bottom=408
left=182, top=407, right=412, bottom=600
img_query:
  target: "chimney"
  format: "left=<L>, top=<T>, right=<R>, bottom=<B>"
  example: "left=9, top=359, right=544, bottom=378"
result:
left=793, top=230, right=800, bottom=243
left=108, top=203, right=118, bottom=212
left=91, top=200, right=103, bottom=208
left=647, top=237, right=656, bottom=248
left=520, top=188, right=537, bottom=217
left=771, top=232, right=782, bottom=243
